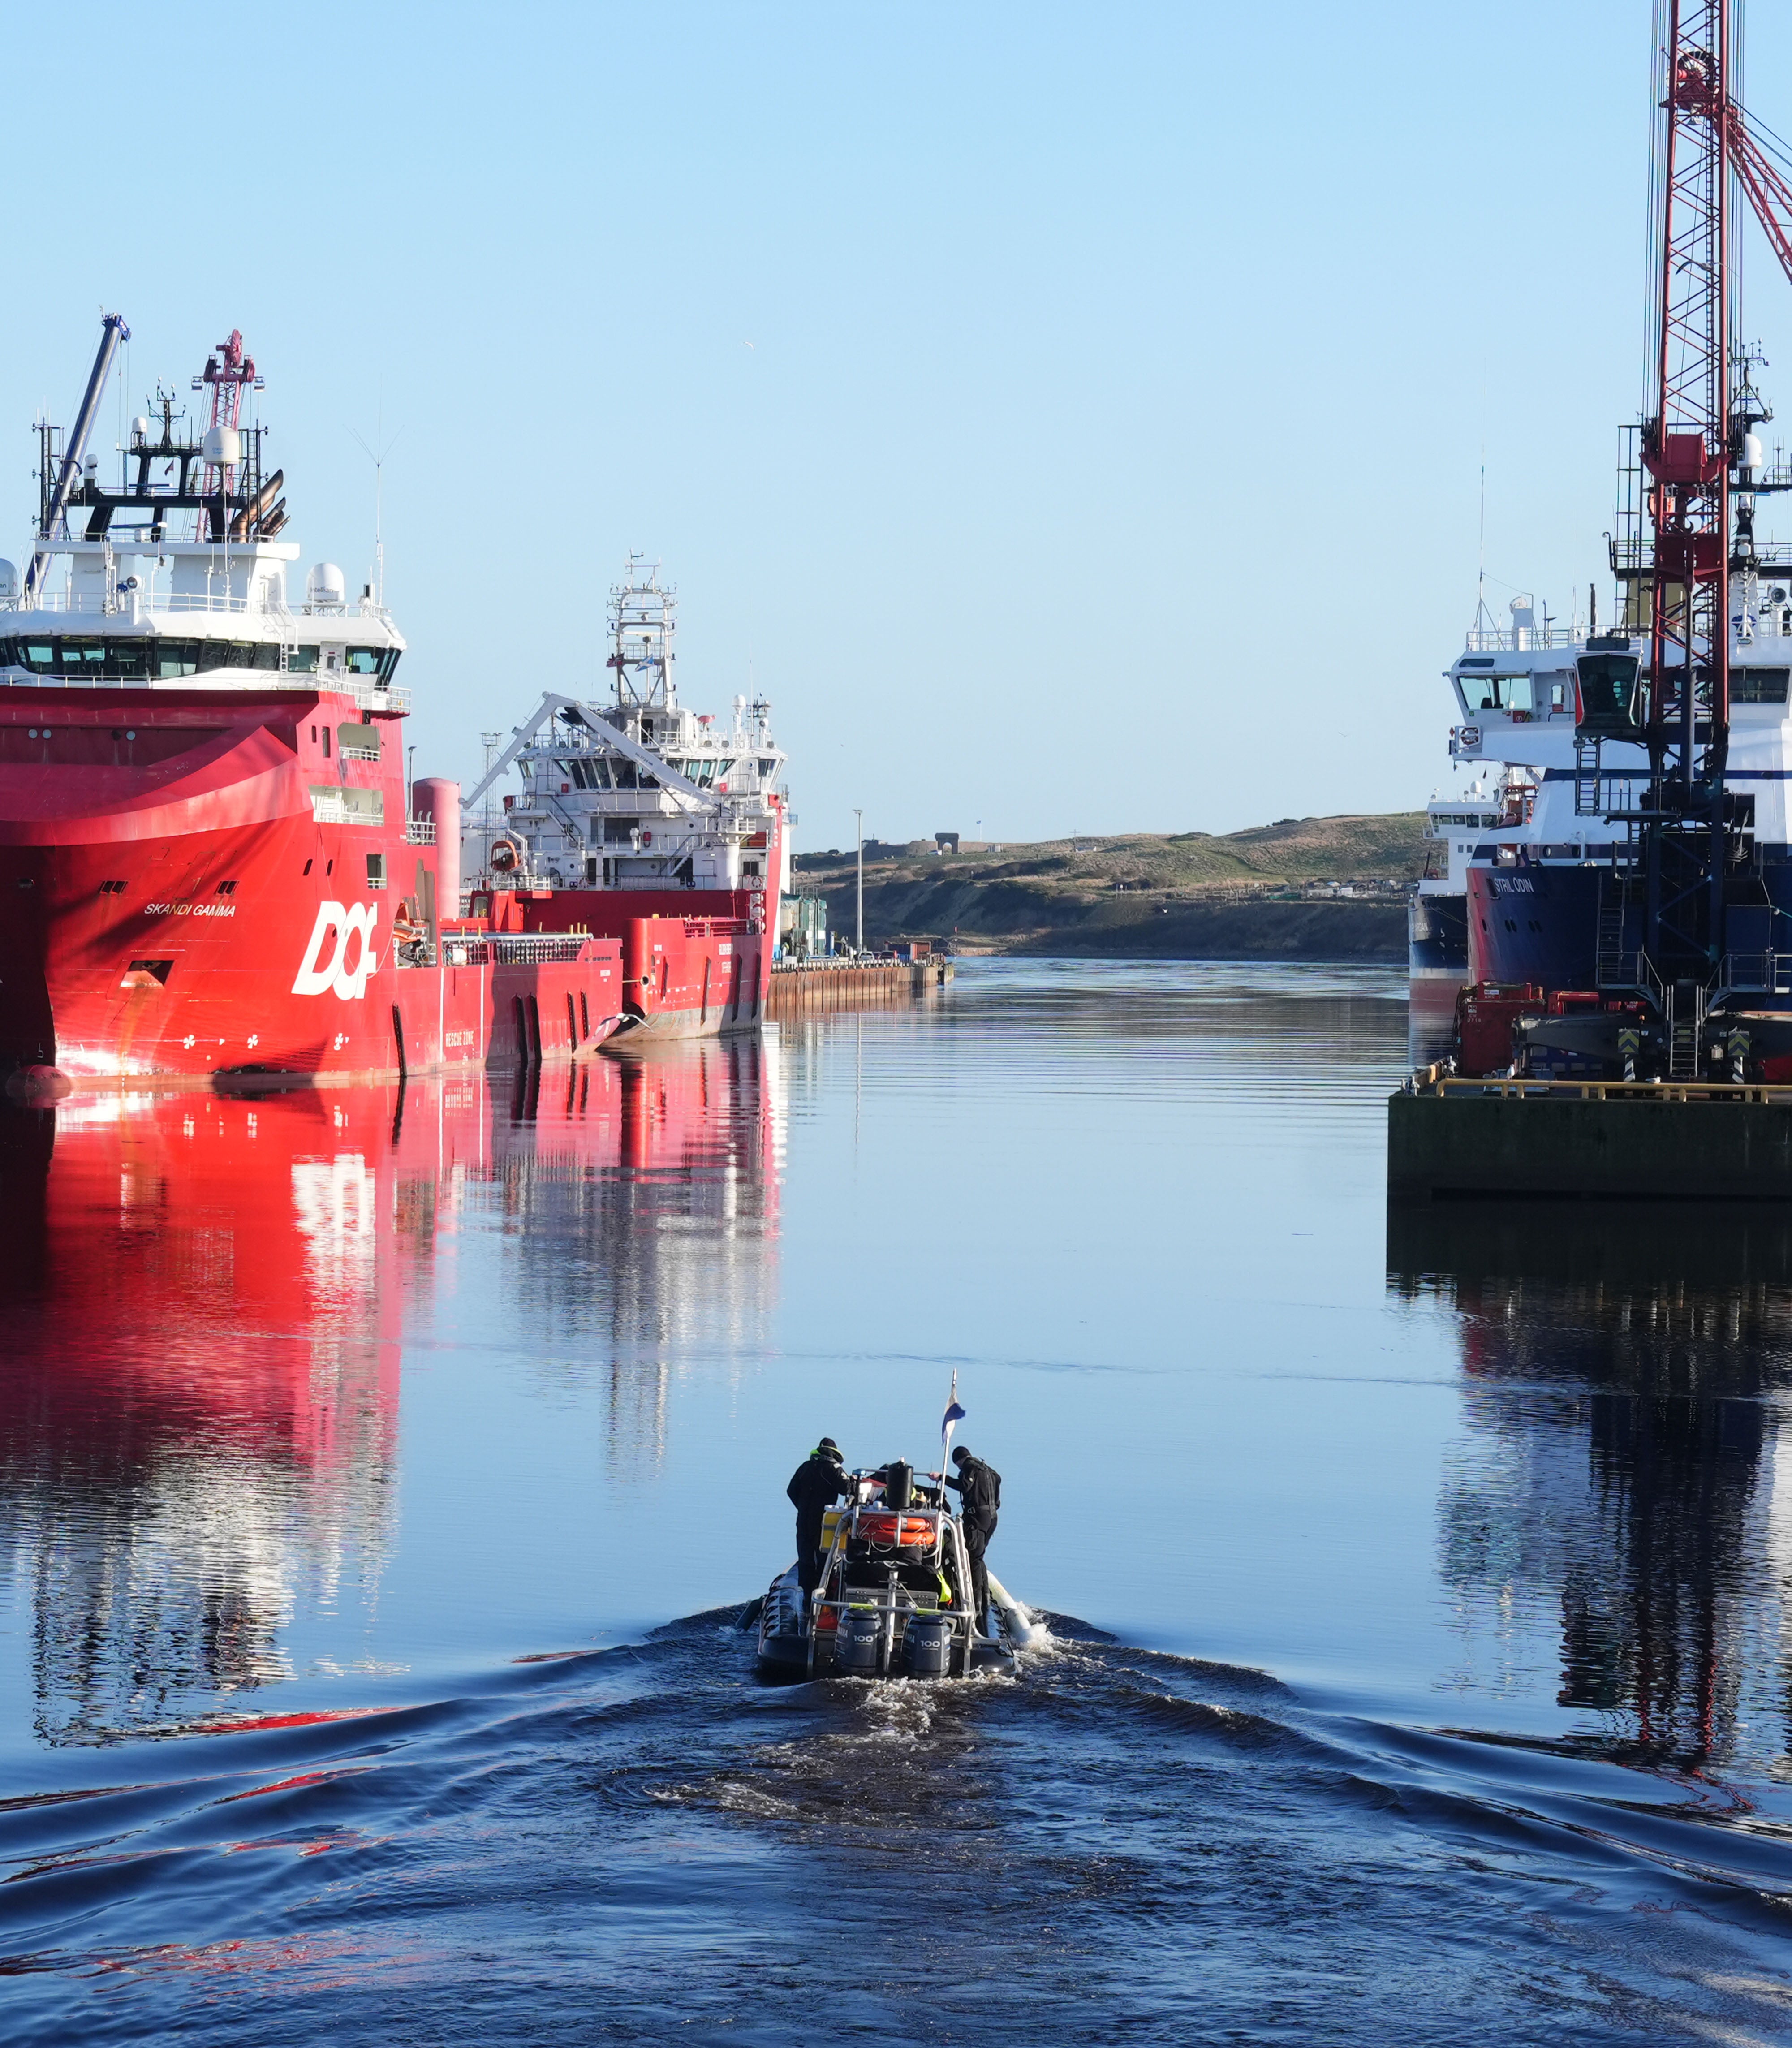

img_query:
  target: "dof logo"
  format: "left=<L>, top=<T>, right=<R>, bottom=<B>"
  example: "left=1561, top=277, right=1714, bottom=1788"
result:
left=293, top=901, right=380, bottom=1000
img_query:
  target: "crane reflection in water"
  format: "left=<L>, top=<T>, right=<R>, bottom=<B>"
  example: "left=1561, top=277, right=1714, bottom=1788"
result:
left=0, top=1034, right=781, bottom=1745
left=1389, top=1199, right=1792, bottom=1769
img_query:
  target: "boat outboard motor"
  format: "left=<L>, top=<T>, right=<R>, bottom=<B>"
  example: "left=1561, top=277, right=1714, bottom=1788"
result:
left=905, top=1614, right=952, bottom=1677
left=883, top=1460, right=913, bottom=1510
left=839, top=1609, right=881, bottom=1673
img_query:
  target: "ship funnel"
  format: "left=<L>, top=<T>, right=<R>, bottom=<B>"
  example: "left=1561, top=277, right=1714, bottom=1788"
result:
left=201, top=424, right=241, bottom=467
left=306, top=562, right=346, bottom=611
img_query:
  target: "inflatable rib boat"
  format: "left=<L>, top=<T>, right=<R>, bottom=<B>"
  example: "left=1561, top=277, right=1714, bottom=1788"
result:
left=754, top=1458, right=1038, bottom=1680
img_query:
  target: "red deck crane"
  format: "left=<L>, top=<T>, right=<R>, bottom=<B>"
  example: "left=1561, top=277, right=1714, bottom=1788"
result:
left=1598, top=2, right=1792, bottom=1042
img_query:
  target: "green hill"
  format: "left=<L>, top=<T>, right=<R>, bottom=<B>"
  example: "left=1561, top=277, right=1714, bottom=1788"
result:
left=790, top=813, right=1425, bottom=960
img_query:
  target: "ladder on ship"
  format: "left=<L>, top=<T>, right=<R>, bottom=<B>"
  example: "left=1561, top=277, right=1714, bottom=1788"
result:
left=1666, top=980, right=1706, bottom=1082
left=1574, top=737, right=1603, bottom=816
left=1595, top=870, right=1637, bottom=989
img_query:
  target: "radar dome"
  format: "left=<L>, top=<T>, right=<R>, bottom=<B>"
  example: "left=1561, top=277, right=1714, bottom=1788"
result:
left=201, top=424, right=242, bottom=466
left=306, top=562, right=346, bottom=611
left=0, top=560, right=16, bottom=603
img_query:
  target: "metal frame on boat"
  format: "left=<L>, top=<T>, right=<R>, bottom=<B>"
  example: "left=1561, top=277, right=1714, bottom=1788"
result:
left=754, top=1467, right=1021, bottom=1682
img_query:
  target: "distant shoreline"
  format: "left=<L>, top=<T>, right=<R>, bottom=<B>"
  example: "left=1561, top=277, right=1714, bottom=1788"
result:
left=790, top=815, right=1419, bottom=963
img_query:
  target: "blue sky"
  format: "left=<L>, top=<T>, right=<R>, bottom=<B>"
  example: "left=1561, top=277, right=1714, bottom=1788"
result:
left=5, top=1, right=1792, bottom=845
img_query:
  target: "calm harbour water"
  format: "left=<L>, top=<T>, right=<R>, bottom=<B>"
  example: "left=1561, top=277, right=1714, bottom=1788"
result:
left=1, top=958, right=1790, bottom=2044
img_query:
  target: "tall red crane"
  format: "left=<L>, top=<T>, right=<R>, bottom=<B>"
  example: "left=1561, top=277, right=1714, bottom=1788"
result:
left=1609, top=2, right=1792, bottom=1013
left=1637, top=4, right=1733, bottom=987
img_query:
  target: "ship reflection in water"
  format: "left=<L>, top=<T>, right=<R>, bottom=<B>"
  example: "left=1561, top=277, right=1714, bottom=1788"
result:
left=1390, top=1199, right=1792, bottom=1768
left=0, top=1036, right=780, bottom=1745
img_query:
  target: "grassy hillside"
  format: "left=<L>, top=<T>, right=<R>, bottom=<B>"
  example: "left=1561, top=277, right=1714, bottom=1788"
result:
left=791, top=813, right=1425, bottom=960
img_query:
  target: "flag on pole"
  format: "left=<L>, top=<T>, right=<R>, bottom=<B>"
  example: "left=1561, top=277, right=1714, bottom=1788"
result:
left=941, top=1371, right=966, bottom=1462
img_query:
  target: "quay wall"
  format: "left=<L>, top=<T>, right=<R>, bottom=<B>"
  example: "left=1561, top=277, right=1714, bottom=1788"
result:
left=1389, top=1089, right=1792, bottom=1201
left=765, top=958, right=951, bottom=1020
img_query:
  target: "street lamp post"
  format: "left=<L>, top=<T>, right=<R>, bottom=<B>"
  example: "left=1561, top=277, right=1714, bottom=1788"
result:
left=854, top=808, right=864, bottom=954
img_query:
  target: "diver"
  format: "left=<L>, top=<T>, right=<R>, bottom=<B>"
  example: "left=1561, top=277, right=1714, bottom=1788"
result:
left=787, top=1436, right=849, bottom=1602
left=937, top=1445, right=1000, bottom=1635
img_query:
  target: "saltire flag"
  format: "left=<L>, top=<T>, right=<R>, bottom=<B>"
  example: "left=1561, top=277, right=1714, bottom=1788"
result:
left=941, top=1371, right=966, bottom=1462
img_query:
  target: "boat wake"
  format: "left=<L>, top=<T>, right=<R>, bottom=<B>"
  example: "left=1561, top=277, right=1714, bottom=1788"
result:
left=0, top=1610, right=1788, bottom=2044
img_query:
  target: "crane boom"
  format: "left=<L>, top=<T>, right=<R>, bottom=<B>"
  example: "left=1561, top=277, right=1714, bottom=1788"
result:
left=23, top=311, right=129, bottom=604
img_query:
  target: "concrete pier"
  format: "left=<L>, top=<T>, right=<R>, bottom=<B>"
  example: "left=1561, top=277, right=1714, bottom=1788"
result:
left=1389, top=1075, right=1792, bottom=1201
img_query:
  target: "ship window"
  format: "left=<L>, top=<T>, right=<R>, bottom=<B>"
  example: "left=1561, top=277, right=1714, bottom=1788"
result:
left=20, top=644, right=54, bottom=670
left=303, top=859, right=313, bottom=876
left=346, top=647, right=383, bottom=675
left=1459, top=673, right=1531, bottom=712
left=366, top=853, right=387, bottom=890
left=1734, top=667, right=1790, bottom=703
left=759, top=759, right=775, bottom=775
left=216, top=880, right=237, bottom=896
left=289, top=645, right=319, bottom=672
left=323, top=728, right=332, bottom=758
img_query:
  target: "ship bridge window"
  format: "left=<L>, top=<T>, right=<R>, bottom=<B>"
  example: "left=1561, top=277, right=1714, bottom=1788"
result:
left=289, top=645, right=319, bottom=672
left=0, top=635, right=286, bottom=679
left=1734, top=666, right=1790, bottom=703
left=345, top=647, right=396, bottom=677
left=1458, top=673, right=1532, bottom=713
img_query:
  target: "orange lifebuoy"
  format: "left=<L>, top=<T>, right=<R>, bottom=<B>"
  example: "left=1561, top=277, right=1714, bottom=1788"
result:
left=855, top=1513, right=938, bottom=1547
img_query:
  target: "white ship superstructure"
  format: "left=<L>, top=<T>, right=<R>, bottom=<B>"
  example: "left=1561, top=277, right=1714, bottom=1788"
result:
left=465, top=559, right=790, bottom=907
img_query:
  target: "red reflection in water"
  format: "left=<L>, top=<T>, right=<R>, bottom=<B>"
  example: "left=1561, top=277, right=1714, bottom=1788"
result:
left=0, top=1035, right=780, bottom=1746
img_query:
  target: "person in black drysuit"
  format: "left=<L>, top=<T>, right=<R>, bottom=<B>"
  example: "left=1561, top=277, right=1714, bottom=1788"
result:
left=941, top=1445, right=1000, bottom=1635
left=787, top=1436, right=849, bottom=1599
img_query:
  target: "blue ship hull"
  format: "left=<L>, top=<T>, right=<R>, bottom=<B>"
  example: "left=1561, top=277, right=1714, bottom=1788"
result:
left=1408, top=890, right=1469, bottom=977
left=1467, top=865, right=1602, bottom=988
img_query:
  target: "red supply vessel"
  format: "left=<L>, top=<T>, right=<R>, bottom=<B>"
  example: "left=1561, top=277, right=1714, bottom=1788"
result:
left=0, top=325, right=784, bottom=1091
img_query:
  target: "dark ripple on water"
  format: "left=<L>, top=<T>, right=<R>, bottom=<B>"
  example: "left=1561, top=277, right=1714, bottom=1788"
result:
left=2, top=1614, right=1790, bottom=2046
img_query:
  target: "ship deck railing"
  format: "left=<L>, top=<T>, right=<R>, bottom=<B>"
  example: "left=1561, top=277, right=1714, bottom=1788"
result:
left=441, top=934, right=596, bottom=968
left=11, top=590, right=398, bottom=621
left=1461, top=624, right=1587, bottom=653
left=771, top=952, right=925, bottom=971
left=1406, top=1065, right=1792, bottom=1105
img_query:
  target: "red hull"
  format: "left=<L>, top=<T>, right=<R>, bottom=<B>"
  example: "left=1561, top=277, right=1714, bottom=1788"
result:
left=0, top=684, right=775, bottom=1085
